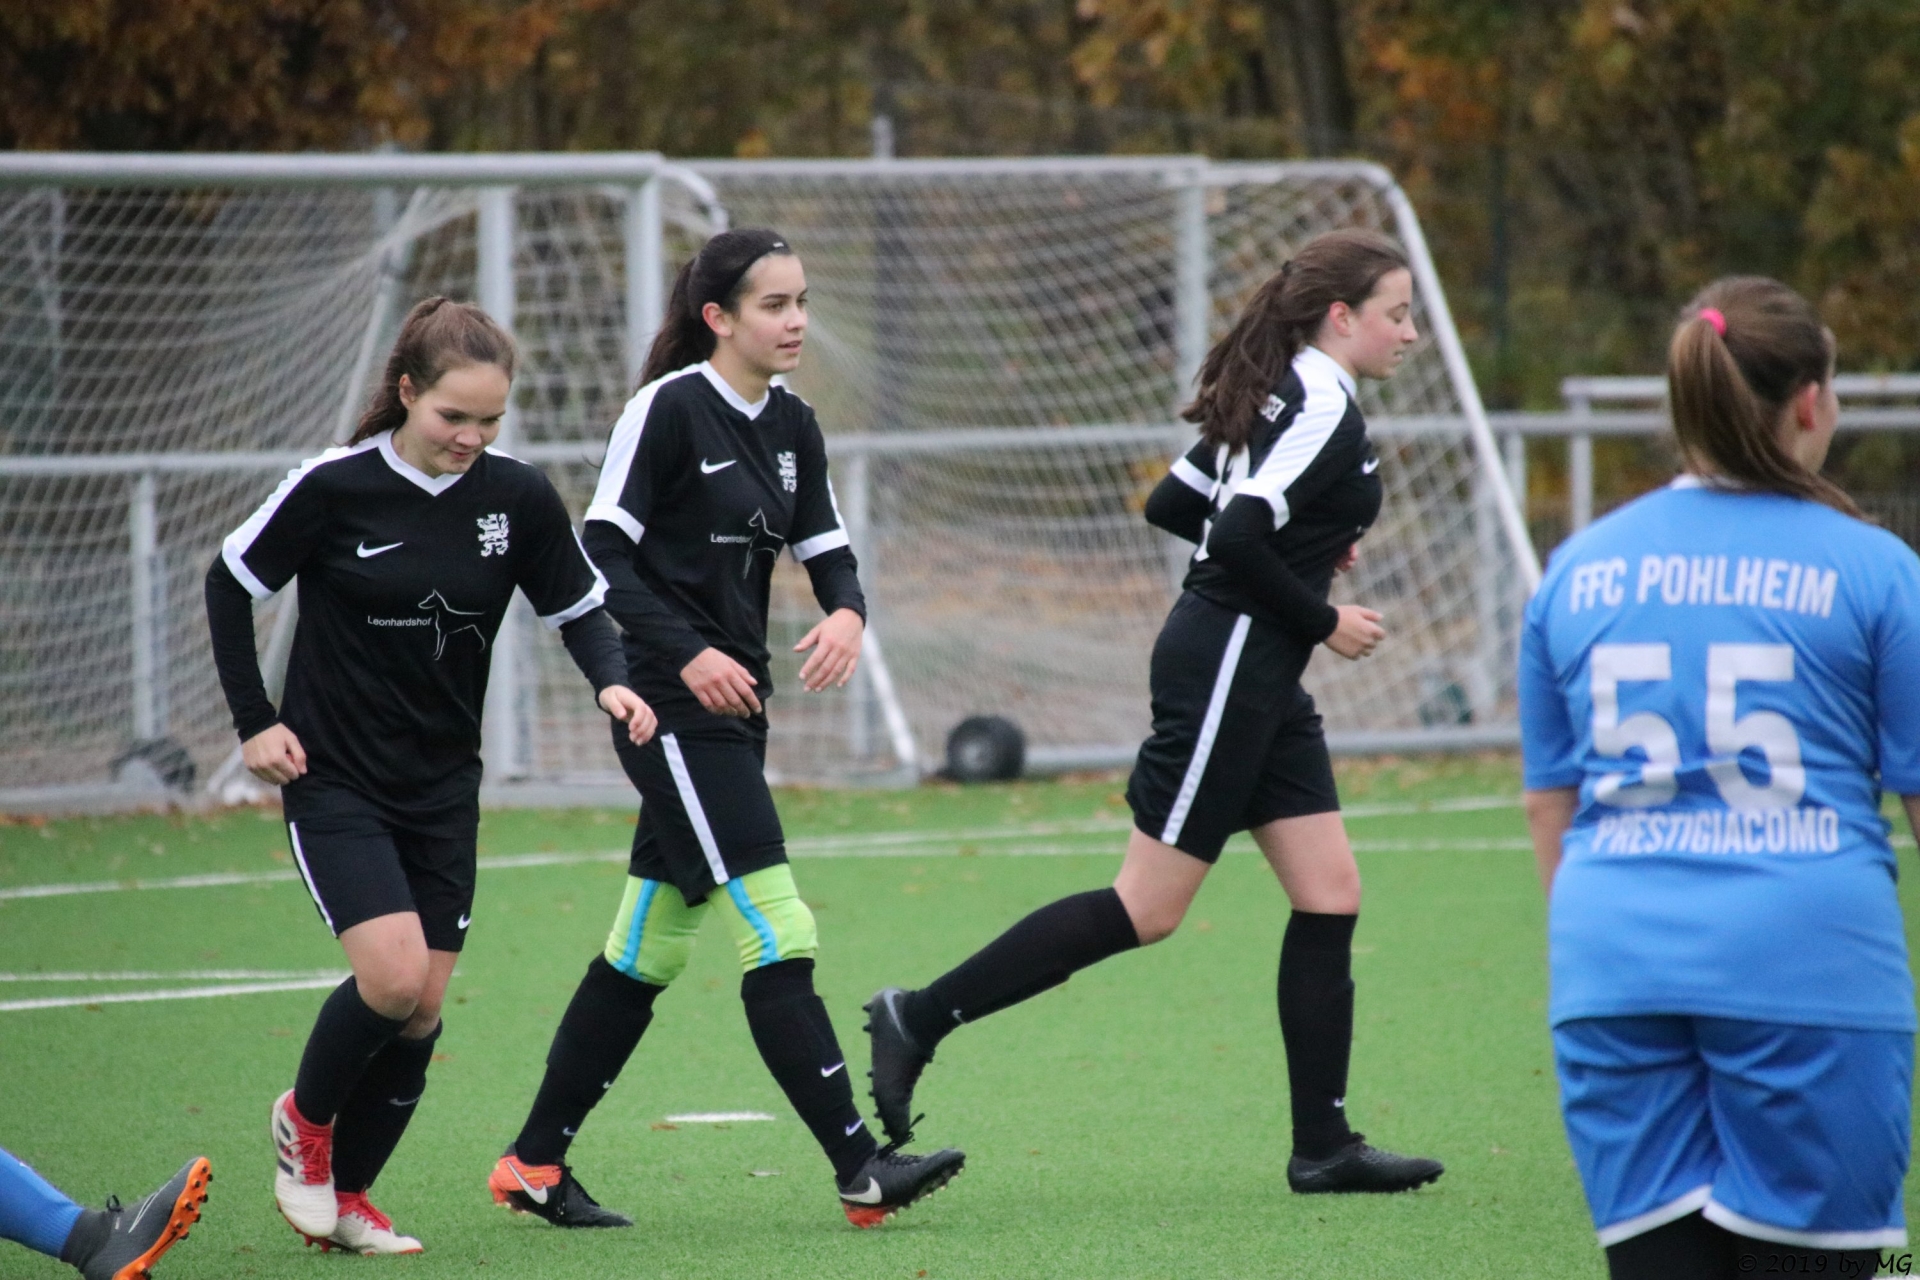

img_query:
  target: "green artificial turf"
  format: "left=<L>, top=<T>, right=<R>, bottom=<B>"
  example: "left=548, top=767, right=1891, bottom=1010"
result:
left=0, top=756, right=1913, bottom=1278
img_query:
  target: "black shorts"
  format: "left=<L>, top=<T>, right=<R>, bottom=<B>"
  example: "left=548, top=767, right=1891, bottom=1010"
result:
left=610, top=708, right=787, bottom=905
left=280, top=775, right=478, bottom=952
left=1126, top=592, right=1340, bottom=862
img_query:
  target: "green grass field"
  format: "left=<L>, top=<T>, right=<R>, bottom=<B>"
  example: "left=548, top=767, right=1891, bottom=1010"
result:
left=2, top=755, right=1916, bottom=1279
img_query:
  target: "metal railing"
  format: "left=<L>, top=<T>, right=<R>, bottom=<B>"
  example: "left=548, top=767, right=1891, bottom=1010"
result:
left=14, top=383, right=1914, bottom=780
left=1546, top=374, right=1920, bottom=533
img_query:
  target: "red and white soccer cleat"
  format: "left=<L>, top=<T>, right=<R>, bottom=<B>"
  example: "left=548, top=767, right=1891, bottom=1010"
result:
left=270, top=1090, right=336, bottom=1239
left=314, top=1192, right=423, bottom=1254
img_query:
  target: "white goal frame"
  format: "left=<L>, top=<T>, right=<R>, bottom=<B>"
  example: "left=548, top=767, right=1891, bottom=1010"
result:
left=0, top=152, right=1537, bottom=810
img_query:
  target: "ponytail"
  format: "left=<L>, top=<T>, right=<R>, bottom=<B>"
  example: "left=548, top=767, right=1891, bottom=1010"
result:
left=637, top=228, right=794, bottom=388
left=1667, top=277, right=1859, bottom=517
left=1183, top=228, right=1408, bottom=451
left=351, top=297, right=516, bottom=444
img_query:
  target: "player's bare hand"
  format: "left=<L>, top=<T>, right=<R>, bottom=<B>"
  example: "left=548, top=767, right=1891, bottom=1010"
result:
left=1324, top=605, right=1385, bottom=660
left=681, top=647, right=762, bottom=718
left=597, top=685, right=657, bottom=745
left=795, top=608, right=863, bottom=692
left=242, top=723, right=307, bottom=785
left=1334, top=543, right=1359, bottom=575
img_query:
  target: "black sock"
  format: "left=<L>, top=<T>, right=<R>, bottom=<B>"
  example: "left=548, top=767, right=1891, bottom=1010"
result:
left=1604, top=1212, right=1734, bottom=1279
left=740, top=959, right=877, bottom=1185
left=902, top=888, right=1139, bottom=1049
left=57, top=1210, right=108, bottom=1268
left=515, top=956, right=661, bottom=1167
left=293, top=977, right=408, bottom=1125
left=332, top=1021, right=440, bottom=1194
left=1279, top=911, right=1358, bottom=1161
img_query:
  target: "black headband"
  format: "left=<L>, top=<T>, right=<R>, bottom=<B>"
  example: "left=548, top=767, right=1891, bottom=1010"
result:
left=698, top=230, right=791, bottom=307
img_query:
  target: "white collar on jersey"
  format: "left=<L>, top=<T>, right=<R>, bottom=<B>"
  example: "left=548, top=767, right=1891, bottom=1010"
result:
left=1296, top=345, right=1359, bottom=398
left=699, top=361, right=771, bottom=421
left=377, top=430, right=469, bottom=496
left=1669, top=473, right=1748, bottom=492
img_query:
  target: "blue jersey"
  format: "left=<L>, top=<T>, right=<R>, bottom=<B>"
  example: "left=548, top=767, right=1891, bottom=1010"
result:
left=1521, top=478, right=1920, bottom=1033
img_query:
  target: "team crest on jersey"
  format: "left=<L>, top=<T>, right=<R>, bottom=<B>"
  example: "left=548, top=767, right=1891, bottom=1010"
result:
left=1259, top=394, right=1286, bottom=422
left=777, top=451, right=797, bottom=493
left=476, top=513, right=509, bottom=557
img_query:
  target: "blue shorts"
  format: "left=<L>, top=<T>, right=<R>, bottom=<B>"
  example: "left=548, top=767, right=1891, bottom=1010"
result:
left=1554, top=1016, right=1911, bottom=1251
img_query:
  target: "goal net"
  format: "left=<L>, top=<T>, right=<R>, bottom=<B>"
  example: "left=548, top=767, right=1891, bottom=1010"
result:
left=0, top=155, right=1532, bottom=804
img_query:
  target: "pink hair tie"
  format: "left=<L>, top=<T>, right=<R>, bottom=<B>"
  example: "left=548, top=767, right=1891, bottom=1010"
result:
left=1698, top=307, right=1727, bottom=337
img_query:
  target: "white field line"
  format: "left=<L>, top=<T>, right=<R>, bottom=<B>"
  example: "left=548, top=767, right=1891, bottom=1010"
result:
left=0, top=795, right=1582, bottom=903
left=663, top=1112, right=775, bottom=1124
left=0, top=977, right=344, bottom=1013
left=0, top=968, right=345, bottom=983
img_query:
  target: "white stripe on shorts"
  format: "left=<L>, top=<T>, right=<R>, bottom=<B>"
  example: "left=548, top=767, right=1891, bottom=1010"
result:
left=1159, top=612, right=1253, bottom=847
left=661, top=733, right=730, bottom=887
left=1594, top=1185, right=1712, bottom=1247
left=1704, top=1199, right=1908, bottom=1252
left=285, top=822, right=337, bottom=935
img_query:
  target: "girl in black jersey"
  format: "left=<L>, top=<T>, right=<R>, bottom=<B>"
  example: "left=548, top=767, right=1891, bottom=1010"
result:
left=489, top=230, right=963, bottom=1230
left=205, top=298, right=655, bottom=1255
left=866, top=229, right=1446, bottom=1194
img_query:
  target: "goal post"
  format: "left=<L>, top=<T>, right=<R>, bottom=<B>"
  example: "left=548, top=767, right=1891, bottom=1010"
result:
left=0, top=152, right=1534, bottom=808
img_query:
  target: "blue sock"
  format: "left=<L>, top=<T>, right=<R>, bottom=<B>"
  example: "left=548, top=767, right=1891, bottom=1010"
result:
left=0, top=1146, right=83, bottom=1259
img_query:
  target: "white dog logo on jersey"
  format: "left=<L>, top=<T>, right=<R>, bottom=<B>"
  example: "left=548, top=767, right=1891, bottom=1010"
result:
left=476, top=513, right=509, bottom=557
left=777, top=451, right=797, bottom=493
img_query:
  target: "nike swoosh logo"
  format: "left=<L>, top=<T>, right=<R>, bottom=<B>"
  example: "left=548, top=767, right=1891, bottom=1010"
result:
left=602, top=1080, right=616, bottom=1090
left=844, top=1119, right=865, bottom=1137
left=700, top=458, right=736, bottom=475
left=842, top=1176, right=883, bottom=1204
left=821, top=1062, right=845, bottom=1078
left=1361, top=458, right=1381, bottom=475
left=388, top=1095, right=422, bottom=1107
left=508, top=1163, right=549, bottom=1205
left=357, top=540, right=404, bottom=558
left=561, top=1126, right=577, bottom=1137
left=125, top=1192, right=156, bottom=1235
left=457, top=913, right=472, bottom=929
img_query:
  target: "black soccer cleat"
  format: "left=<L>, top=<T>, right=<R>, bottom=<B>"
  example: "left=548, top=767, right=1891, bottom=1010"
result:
left=63, top=1156, right=212, bottom=1280
left=838, top=1144, right=966, bottom=1228
left=863, top=987, right=934, bottom=1146
left=489, top=1146, right=633, bottom=1228
left=1286, top=1134, right=1444, bottom=1194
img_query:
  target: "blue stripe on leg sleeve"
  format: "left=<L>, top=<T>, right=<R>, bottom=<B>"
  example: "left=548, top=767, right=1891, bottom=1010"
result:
left=725, top=879, right=780, bottom=968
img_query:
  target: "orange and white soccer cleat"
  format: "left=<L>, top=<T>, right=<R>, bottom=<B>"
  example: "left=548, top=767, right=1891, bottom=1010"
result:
left=488, top=1146, right=632, bottom=1228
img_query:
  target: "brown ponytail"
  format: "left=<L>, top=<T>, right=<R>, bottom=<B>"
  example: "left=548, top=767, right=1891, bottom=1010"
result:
left=637, top=228, right=794, bottom=388
left=1183, top=228, right=1408, bottom=450
left=1667, top=277, right=1858, bottom=517
left=350, top=297, right=517, bottom=444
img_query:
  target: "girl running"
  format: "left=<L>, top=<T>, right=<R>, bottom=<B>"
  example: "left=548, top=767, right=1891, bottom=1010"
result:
left=865, top=228, right=1444, bottom=1194
left=488, top=229, right=963, bottom=1230
left=205, top=297, right=654, bottom=1254
left=1522, top=277, right=1920, bottom=1278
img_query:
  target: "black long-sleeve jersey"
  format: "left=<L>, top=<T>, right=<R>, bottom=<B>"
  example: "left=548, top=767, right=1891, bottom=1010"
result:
left=584, top=362, right=865, bottom=708
left=207, top=431, right=621, bottom=817
left=1146, top=345, right=1384, bottom=644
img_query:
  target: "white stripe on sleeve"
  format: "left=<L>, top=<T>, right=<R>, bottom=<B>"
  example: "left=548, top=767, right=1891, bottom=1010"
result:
left=220, top=438, right=378, bottom=600
left=584, top=364, right=701, bottom=546
left=1170, top=454, right=1212, bottom=495
left=792, top=528, right=851, bottom=561
left=1236, top=382, right=1348, bottom=531
left=538, top=531, right=611, bottom=630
